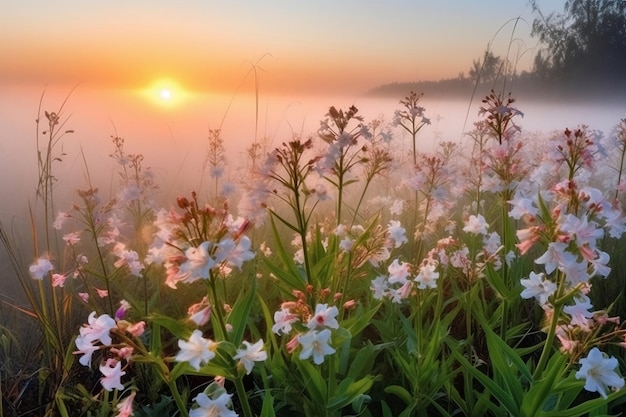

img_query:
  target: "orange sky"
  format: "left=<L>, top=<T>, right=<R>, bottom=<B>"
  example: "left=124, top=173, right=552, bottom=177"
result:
left=1, top=1, right=563, bottom=96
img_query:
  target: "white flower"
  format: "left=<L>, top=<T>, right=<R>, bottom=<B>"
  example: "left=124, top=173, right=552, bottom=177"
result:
left=179, top=242, right=215, bottom=282
left=233, top=340, right=267, bottom=375
left=414, top=263, right=439, bottom=289
left=520, top=272, right=557, bottom=306
left=80, top=311, right=116, bottom=345
left=190, top=392, right=238, bottom=417
left=575, top=347, right=624, bottom=399
left=370, top=275, right=389, bottom=300
left=29, top=257, right=54, bottom=280
left=175, top=330, right=216, bottom=370
left=563, top=296, right=594, bottom=328
left=306, top=304, right=339, bottom=330
left=99, top=359, right=126, bottom=391
left=387, top=220, right=408, bottom=248
left=463, top=214, right=489, bottom=235
left=298, top=329, right=336, bottom=365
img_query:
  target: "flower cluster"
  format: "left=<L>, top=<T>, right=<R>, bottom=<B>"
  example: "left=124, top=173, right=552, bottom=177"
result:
left=272, top=294, right=342, bottom=365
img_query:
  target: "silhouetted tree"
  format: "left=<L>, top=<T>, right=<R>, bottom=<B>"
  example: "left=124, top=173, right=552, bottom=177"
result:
left=468, top=50, right=503, bottom=84
left=530, top=0, right=626, bottom=84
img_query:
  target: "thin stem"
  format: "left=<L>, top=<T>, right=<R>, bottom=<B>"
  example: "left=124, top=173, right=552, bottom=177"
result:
left=234, top=377, right=254, bottom=417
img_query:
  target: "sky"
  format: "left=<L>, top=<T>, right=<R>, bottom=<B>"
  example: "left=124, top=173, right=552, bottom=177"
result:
left=1, top=1, right=564, bottom=96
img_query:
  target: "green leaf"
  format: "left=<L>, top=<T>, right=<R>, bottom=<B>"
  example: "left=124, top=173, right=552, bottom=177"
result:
left=227, top=277, right=256, bottom=346
left=447, top=338, right=520, bottom=417
left=384, top=385, right=413, bottom=405
left=260, top=391, right=276, bottom=417
left=149, top=313, right=192, bottom=341
left=327, top=376, right=375, bottom=412
left=295, top=358, right=328, bottom=403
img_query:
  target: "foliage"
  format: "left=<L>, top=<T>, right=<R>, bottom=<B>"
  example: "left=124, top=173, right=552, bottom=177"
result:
left=530, top=0, right=626, bottom=83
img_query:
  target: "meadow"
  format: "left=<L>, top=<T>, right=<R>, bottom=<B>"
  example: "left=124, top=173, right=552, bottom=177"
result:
left=1, top=87, right=626, bottom=417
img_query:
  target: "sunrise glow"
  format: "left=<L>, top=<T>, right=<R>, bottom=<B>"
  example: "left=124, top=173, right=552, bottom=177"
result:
left=141, top=78, right=189, bottom=108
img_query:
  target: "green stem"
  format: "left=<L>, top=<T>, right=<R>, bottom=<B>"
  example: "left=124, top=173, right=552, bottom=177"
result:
left=234, top=377, right=254, bottom=417
left=167, top=380, right=190, bottom=417
left=209, top=273, right=229, bottom=342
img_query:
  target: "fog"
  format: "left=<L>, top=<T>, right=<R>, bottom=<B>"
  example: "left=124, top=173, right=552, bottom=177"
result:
left=3, top=85, right=625, bottom=215
left=2, top=86, right=625, bottom=221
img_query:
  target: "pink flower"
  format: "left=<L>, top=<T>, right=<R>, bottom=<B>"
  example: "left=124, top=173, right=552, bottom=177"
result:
left=188, top=297, right=212, bottom=327
left=96, top=288, right=109, bottom=298
left=564, top=296, right=594, bottom=329
left=114, top=391, right=136, bottom=417
left=387, top=259, right=411, bottom=284
left=272, top=308, right=299, bottom=335
left=51, top=273, right=67, bottom=288
left=127, top=321, right=146, bottom=337
left=100, top=359, right=126, bottom=391
left=62, top=232, right=81, bottom=246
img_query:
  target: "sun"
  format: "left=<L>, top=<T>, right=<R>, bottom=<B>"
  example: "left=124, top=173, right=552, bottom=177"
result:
left=142, top=78, right=189, bottom=108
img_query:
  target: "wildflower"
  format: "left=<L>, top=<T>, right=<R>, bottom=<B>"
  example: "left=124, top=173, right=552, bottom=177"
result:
left=387, top=259, right=411, bottom=284
left=53, top=211, right=70, bottom=229
left=115, top=300, right=131, bottom=320
left=99, top=359, right=126, bottom=391
left=114, top=391, right=136, bottom=417
left=508, top=195, right=538, bottom=220
left=74, top=334, right=100, bottom=366
left=179, top=241, right=215, bottom=283
left=96, top=288, right=109, bottom=298
left=370, top=276, right=389, bottom=299
left=463, top=214, right=489, bottom=235
left=175, top=329, right=217, bottom=370
left=298, top=329, right=336, bottom=365
left=414, top=262, right=439, bottom=289
left=190, top=392, right=238, bottom=417
left=188, top=296, right=212, bottom=326
left=51, top=273, right=67, bottom=288
left=535, top=241, right=569, bottom=274
left=564, top=296, right=594, bottom=328
left=127, top=321, right=146, bottom=337
left=307, top=304, right=339, bottom=330
left=29, top=257, right=54, bottom=280
left=389, top=199, right=405, bottom=216
left=387, top=220, right=408, bottom=247
left=217, top=236, right=255, bottom=270
left=520, top=272, right=557, bottom=306
left=62, top=231, right=81, bottom=245
left=80, top=312, right=116, bottom=346
left=575, top=347, right=624, bottom=399
left=233, top=339, right=267, bottom=375
left=272, top=307, right=299, bottom=335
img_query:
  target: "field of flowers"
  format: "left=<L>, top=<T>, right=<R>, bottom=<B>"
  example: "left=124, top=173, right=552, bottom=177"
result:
left=2, top=90, right=626, bottom=416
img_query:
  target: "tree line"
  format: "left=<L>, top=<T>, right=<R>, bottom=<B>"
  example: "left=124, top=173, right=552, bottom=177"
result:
left=368, top=0, right=626, bottom=97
